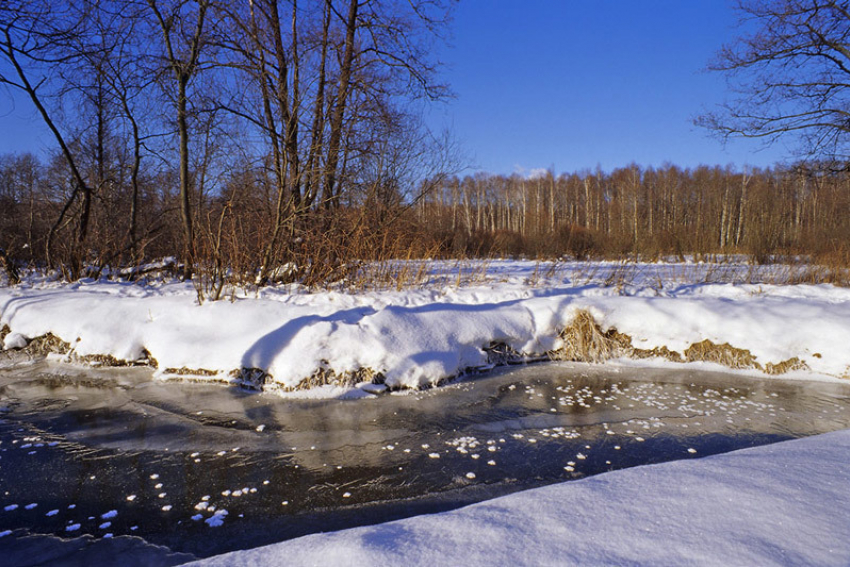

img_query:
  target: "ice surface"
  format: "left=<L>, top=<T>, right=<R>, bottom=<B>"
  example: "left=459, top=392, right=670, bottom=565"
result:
left=191, top=429, right=850, bottom=566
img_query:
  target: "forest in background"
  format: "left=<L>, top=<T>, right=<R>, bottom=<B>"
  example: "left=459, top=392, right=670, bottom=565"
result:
left=1, top=1, right=850, bottom=297
left=3, top=153, right=849, bottom=282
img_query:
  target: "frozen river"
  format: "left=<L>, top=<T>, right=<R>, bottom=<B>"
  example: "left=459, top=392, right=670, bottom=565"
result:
left=1, top=361, right=849, bottom=565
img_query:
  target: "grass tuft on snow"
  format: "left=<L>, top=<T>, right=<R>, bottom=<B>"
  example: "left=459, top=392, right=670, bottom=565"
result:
left=684, top=339, right=760, bottom=370
left=552, top=310, right=623, bottom=363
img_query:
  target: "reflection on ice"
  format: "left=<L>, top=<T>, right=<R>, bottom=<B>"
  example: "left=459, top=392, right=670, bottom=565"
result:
left=0, top=361, right=849, bottom=563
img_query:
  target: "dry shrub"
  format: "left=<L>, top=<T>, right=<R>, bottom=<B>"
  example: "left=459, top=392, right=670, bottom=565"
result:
left=684, top=339, right=760, bottom=369
left=293, top=363, right=383, bottom=391
left=76, top=353, right=135, bottom=367
left=788, top=245, right=850, bottom=286
left=1, top=329, right=160, bottom=369
left=764, top=357, right=808, bottom=375
left=74, top=349, right=157, bottom=368
left=231, top=361, right=386, bottom=393
left=552, top=310, right=622, bottom=363
left=634, top=345, right=684, bottom=362
left=21, top=333, right=71, bottom=357
left=162, top=367, right=220, bottom=377
left=551, top=313, right=806, bottom=376
left=489, top=230, right=526, bottom=257
left=230, top=367, right=271, bottom=390
left=554, top=224, right=597, bottom=260
left=484, top=341, right=525, bottom=365
left=603, top=262, right=638, bottom=292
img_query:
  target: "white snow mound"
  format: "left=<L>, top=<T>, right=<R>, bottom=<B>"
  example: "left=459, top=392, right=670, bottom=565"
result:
left=2, top=261, right=850, bottom=389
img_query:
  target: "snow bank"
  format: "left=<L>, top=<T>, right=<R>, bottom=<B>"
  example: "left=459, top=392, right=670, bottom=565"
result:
left=191, top=429, right=850, bottom=566
left=1, top=261, right=849, bottom=389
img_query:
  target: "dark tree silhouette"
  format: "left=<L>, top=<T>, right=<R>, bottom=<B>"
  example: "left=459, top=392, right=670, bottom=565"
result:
left=699, top=0, right=850, bottom=161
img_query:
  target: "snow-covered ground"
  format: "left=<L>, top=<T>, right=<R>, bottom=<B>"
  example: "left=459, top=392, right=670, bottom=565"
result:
left=190, top=428, right=850, bottom=566
left=1, top=260, right=849, bottom=392
left=2, top=259, right=849, bottom=565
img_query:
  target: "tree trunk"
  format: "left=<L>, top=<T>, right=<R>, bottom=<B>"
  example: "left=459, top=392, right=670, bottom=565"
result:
left=177, top=76, right=195, bottom=279
left=323, top=0, right=359, bottom=209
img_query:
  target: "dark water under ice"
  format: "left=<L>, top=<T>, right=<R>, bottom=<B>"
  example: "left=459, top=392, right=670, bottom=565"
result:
left=1, top=360, right=849, bottom=565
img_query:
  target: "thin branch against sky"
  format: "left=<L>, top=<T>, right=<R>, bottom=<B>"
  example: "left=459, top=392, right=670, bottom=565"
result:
left=1, top=1, right=790, bottom=172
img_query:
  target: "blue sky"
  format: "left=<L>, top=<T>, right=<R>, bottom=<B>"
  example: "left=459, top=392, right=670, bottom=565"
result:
left=427, top=0, right=792, bottom=174
left=0, top=1, right=791, bottom=173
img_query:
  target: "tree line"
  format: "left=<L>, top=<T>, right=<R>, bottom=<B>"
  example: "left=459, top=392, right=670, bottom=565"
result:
left=417, top=164, right=850, bottom=264
left=3, top=150, right=849, bottom=281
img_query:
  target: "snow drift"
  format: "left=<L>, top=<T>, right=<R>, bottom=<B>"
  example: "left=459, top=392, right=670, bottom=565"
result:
left=1, top=261, right=849, bottom=391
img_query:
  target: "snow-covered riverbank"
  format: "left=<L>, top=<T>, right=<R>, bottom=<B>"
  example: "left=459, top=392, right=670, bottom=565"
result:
left=2, top=260, right=849, bottom=392
left=191, top=428, right=850, bottom=567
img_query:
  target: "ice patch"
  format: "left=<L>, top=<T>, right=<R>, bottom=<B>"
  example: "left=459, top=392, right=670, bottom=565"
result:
left=205, top=509, right=228, bottom=527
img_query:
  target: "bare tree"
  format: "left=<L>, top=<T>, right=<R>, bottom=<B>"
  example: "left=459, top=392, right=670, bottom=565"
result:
left=699, top=0, right=850, bottom=161
left=146, top=0, right=211, bottom=279
left=0, top=1, right=100, bottom=278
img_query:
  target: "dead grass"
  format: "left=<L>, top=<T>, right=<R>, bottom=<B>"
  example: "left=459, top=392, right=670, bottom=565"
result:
left=784, top=264, right=850, bottom=286
left=764, top=357, right=808, bottom=375
left=161, top=367, right=220, bottom=377
left=22, top=333, right=71, bottom=357
left=2, top=330, right=157, bottom=369
left=551, top=310, right=623, bottom=363
left=76, top=349, right=157, bottom=368
left=296, top=364, right=384, bottom=391
left=547, top=310, right=808, bottom=378
left=616, top=333, right=685, bottom=363
left=684, top=339, right=761, bottom=370
left=230, top=362, right=386, bottom=392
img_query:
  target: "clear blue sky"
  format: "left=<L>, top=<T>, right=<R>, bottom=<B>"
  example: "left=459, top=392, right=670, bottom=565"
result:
left=0, top=1, right=791, bottom=173
left=428, top=0, right=791, bottom=175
